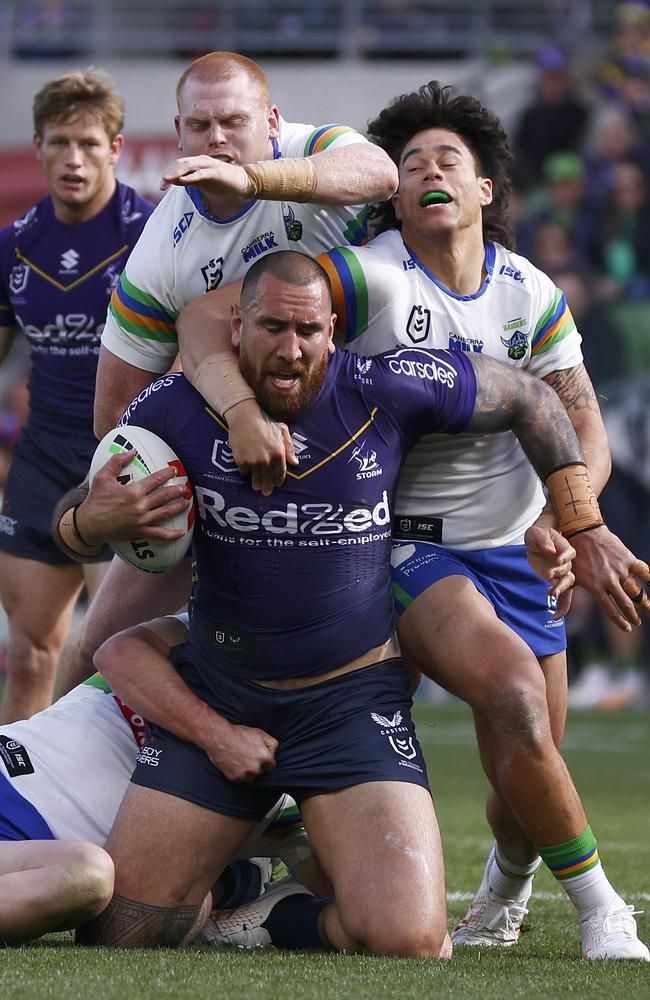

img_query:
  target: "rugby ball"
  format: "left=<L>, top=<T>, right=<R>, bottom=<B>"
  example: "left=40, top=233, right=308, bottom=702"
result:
left=89, top=425, right=194, bottom=573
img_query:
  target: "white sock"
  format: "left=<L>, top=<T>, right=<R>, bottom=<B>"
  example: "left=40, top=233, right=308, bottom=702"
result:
left=489, top=843, right=541, bottom=901
left=560, top=862, right=622, bottom=921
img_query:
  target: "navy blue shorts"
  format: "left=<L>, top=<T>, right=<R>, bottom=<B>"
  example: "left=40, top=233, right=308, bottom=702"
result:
left=0, top=422, right=111, bottom=564
left=130, top=655, right=431, bottom=821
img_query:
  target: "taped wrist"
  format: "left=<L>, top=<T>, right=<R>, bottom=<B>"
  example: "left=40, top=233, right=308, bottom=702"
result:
left=243, top=157, right=316, bottom=202
left=56, top=504, right=105, bottom=561
left=51, top=480, right=108, bottom=562
left=545, top=463, right=604, bottom=538
left=192, top=351, right=256, bottom=415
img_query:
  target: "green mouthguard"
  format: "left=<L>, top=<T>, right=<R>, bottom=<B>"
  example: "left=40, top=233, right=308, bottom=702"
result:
left=421, top=191, right=452, bottom=206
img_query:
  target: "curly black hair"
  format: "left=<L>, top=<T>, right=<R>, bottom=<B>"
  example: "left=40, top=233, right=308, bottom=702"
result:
left=367, top=81, right=515, bottom=248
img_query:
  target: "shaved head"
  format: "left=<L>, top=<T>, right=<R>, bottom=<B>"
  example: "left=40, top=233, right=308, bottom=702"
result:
left=176, top=51, right=270, bottom=110
left=241, top=251, right=332, bottom=310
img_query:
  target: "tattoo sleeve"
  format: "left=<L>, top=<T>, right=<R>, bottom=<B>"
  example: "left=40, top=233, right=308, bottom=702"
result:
left=542, top=363, right=600, bottom=416
left=466, top=354, right=586, bottom=481
left=76, top=894, right=204, bottom=948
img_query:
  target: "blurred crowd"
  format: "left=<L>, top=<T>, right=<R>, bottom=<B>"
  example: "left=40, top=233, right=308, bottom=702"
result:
left=3, top=0, right=650, bottom=708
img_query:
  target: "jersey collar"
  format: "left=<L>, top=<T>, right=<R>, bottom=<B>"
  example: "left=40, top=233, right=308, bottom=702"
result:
left=403, top=239, right=496, bottom=301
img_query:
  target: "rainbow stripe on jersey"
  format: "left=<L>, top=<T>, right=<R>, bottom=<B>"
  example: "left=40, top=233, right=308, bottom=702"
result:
left=108, top=272, right=177, bottom=345
left=531, top=288, right=576, bottom=356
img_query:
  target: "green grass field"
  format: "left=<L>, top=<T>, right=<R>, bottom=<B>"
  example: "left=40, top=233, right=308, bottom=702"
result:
left=2, top=703, right=648, bottom=1000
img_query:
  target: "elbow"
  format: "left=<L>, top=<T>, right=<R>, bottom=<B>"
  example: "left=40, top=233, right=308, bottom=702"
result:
left=93, top=631, right=133, bottom=690
left=377, top=158, right=399, bottom=200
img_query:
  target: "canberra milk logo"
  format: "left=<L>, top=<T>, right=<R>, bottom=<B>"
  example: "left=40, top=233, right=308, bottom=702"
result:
left=348, top=440, right=381, bottom=479
left=59, top=248, right=80, bottom=273
left=384, top=347, right=459, bottom=388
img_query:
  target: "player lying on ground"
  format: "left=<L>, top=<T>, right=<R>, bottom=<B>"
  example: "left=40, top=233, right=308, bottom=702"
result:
left=57, top=251, right=647, bottom=958
left=0, top=611, right=322, bottom=944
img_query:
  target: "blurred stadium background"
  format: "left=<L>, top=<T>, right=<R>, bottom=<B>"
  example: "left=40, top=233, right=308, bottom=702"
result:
left=1, top=0, right=650, bottom=709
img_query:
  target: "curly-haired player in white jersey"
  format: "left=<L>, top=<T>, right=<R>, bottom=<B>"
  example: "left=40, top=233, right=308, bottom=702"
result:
left=172, top=83, right=650, bottom=961
left=53, top=50, right=398, bottom=699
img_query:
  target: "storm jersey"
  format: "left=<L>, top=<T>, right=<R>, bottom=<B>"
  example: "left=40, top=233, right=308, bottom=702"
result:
left=102, top=119, right=370, bottom=373
left=319, top=232, right=583, bottom=549
left=0, top=678, right=141, bottom=843
left=119, top=348, right=476, bottom=686
left=0, top=183, right=153, bottom=436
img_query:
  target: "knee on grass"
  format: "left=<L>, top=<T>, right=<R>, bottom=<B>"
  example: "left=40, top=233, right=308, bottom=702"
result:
left=335, top=908, right=448, bottom=958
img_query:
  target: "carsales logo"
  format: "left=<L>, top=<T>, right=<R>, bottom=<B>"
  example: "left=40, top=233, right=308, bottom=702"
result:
left=385, top=348, right=458, bottom=389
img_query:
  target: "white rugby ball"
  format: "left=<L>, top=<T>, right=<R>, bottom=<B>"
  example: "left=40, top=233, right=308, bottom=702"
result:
left=89, top=425, right=194, bottom=573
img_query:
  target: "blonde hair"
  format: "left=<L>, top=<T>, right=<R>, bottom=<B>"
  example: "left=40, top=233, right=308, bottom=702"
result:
left=33, top=68, right=124, bottom=139
left=176, top=51, right=270, bottom=109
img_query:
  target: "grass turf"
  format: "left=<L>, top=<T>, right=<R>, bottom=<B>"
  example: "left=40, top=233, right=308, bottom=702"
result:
left=2, top=703, right=648, bottom=1000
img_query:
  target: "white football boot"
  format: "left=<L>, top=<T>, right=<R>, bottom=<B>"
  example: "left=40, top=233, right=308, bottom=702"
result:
left=581, top=900, right=650, bottom=960
left=452, top=845, right=531, bottom=947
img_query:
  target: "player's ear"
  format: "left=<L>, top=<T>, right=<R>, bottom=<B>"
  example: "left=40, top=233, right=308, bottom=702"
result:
left=268, top=105, right=280, bottom=140
left=174, top=115, right=182, bottom=148
left=328, top=313, right=336, bottom=354
left=231, top=304, right=242, bottom=348
left=392, top=190, right=403, bottom=222
left=479, top=177, right=493, bottom=207
left=110, top=134, right=124, bottom=164
left=33, top=132, right=43, bottom=159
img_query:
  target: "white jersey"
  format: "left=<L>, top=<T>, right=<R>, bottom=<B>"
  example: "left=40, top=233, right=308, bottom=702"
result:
left=102, top=118, right=370, bottom=373
left=0, top=671, right=305, bottom=868
left=319, top=232, right=583, bottom=548
left=0, top=680, right=139, bottom=843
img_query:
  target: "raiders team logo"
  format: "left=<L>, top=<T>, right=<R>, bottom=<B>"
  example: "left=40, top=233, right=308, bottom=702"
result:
left=201, top=257, right=224, bottom=292
left=283, top=203, right=303, bottom=241
left=405, top=305, right=431, bottom=343
left=500, top=330, right=528, bottom=360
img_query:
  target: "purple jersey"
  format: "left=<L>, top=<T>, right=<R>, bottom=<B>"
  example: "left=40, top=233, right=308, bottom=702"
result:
left=0, top=183, right=153, bottom=436
left=119, top=347, right=476, bottom=683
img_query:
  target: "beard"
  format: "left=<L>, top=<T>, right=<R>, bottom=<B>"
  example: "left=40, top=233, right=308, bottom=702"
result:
left=239, top=349, right=330, bottom=422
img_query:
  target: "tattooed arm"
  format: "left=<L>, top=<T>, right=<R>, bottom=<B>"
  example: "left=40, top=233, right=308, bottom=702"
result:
left=542, top=363, right=611, bottom=498
left=465, top=353, right=587, bottom=477
left=465, top=353, right=650, bottom=631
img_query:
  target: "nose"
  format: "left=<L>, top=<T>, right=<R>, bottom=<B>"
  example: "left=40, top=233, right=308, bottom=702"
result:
left=206, top=123, right=227, bottom=148
left=276, top=331, right=302, bottom=364
left=423, top=158, right=444, bottom=181
left=64, top=143, right=83, bottom=168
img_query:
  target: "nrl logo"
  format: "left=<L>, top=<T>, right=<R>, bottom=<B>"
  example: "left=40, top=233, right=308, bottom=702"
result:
left=201, top=257, right=224, bottom=292
left=406, top=304, right=431, bottom=344
left=211, top=439, right=237, bottom=473
left=9, top=264, right=29, bottom=295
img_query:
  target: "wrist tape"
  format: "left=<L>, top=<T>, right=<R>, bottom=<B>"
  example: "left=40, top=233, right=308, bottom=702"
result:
left=243, top=157, right=316, bottom=202
left=545, top=463, right=604, bottom=538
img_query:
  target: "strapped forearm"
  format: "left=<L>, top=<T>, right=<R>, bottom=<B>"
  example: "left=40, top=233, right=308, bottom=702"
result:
left=243, top=156, right=317, bottom=202
left=192, top=351, right=256, bottom=416
left=51, top=481, right=108, bottom=562
left=544, top=463, right=604, bottom=538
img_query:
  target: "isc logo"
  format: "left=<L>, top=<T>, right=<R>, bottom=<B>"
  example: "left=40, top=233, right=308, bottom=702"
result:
left=172, top=211, right=194, bottom=246
left=498, top=265, right=525, bottom=283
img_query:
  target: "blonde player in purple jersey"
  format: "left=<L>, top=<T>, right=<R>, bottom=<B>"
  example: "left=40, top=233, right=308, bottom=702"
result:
left=0, top=71, right=153, bottom=722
